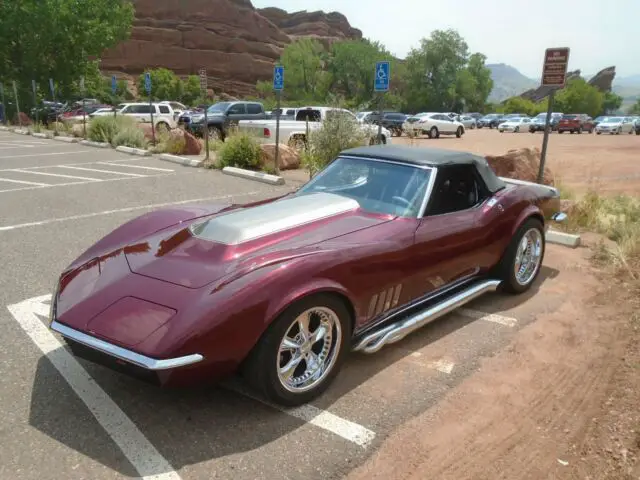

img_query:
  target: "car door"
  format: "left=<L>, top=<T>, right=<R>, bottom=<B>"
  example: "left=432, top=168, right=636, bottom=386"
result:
left=226, top=103, right=246, bottom=127
left=410, top=164, right=490, bottom=299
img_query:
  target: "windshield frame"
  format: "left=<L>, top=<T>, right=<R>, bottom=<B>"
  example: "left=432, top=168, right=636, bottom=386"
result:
left=296, top=156, right=436, bottom=219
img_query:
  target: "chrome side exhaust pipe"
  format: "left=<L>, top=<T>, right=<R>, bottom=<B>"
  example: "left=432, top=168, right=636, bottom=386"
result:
left=353, top=279, right=502, bottom=354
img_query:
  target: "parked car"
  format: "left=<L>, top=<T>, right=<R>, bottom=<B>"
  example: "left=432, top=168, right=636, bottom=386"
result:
left=30, top=101, right=65, bottom=126
left=592, top=116, right=608, bottom=128
left=557, top=114, right=594, bottom=134
left=455, top=115, right=477, bottom=129
left=188, top=101, right=266, bottom=140
left=477, top=114, right=505, bottom=129
left=356, top=111, right=374, bottom=123
left=529, top=112, right=564, bottom=133
left=402, top=112, right=465, bottom=138
left=363, top=112, right=407, bottom=136
left=48, top=144, right=566, bottom=406
left=237, top=107, right=392, bottom=148
left=60, top=104, right=111, bottom=124
left=498, top=117, right=532, bottom=133
left=159, top=101, right=187, bottom=119
left=594, top=116, right=636, bottom=135
left=635, top=118, right=640, bottom=135
left=117, top=103, right=178, bottom=131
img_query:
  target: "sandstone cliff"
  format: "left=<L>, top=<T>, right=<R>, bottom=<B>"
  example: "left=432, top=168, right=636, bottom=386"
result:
left=519, top=66, right=616, bottom=103
left=100, top=0, right=362, bottom=98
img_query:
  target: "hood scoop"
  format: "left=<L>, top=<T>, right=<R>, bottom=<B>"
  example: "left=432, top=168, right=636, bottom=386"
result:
left=189, top=192, right=360, bottom=245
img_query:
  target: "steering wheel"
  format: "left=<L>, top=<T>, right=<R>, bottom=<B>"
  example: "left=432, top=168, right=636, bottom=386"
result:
left=391, top=196, right=412, bottom=208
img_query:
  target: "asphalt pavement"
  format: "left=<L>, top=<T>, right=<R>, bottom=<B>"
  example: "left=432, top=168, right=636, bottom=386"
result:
left=0, top=130, right=567, bottom=480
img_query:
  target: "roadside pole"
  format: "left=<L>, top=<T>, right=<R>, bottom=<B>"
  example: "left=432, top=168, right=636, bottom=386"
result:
left=31, top=80, right=38, bottom=125
left=0, top=82, right=6, bottom=125
left=537, top=47, right=570, bottom=184
left=13, top=81, right=21, bottom=127
left=80, top=76, right=86, bottom=138
left=111, top=76, right=117, bottom=118
left=374, top=61, right=390, bottom=145
left=49, top=78, right=57, bottom=134
left=273, top=65, right=284, bottom=175
left=145, top=72, right=155, bottom=146
left=199, top=68, right=209, bottom=161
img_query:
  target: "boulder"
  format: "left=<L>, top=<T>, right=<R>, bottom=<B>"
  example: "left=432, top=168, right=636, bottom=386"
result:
left=485, top=147, right=554, bottom=186
left=163, top=128, right=202, bottom=155
left=99, top=0, right=362, bottom=98
left=259, top=143, right=301, bottom=170
left=588, top=66, right=616, bottom=92
left=13, top=112, right=32, bottom=126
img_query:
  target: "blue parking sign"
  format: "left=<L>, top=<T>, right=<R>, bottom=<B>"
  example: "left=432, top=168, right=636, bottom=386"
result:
left=111, top=75, right=117, bottom=94
left=273, top=66, right=284, bottom=91
left=144, top=72, right=152, bottom=94
left=374, top=61, right=390, bottom=92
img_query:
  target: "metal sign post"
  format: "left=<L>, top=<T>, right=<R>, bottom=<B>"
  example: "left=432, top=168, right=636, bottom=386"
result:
left=374, top=61, right=390, bottom=145
left=145, top=72, right=155, bottom=146
left=49, top=78, right=57, bottom=134
left=199, top=68, right=209, bottom=160
left=273, top=65, right=284, bottom=174
left=32, top=80, right=39, bottom=125
left=80, top=76, right=86, bottom=138
left=13, top=81, right=21, bottom=127
left=538, top=47, right=570, bottom=184
left=111, top=75, right=117, bottom=118
left=0, top=82, right=6, bottom=125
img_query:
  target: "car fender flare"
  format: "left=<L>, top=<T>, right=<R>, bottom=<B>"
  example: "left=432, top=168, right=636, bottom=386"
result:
left=510, top=205, right=545, bottom=237
left=264, top=279, right=357, bottom=329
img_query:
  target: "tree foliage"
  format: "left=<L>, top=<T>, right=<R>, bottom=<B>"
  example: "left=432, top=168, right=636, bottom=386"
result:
left=553, top=78, right=603, bottom=117
left=136, top=68, right=203, bottom=105
left=0, top=0, right=134, bottom=107
left=602, top=91, right=623, bottom=114
left=628, top=99, right=640, bottom=115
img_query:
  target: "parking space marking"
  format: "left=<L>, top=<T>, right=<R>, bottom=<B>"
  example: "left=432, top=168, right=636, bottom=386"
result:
left=224, top=380, right=376, bottom=448
left=58, top=165, right=145, bottom=177
left=7, top=295, right=182, bottom=480
left=0, top=192, right=261, bottom=231
left=409, top=353, right=456, bottom=374
left=99, top=162, right=175, bottom=173
left=0, top=177, right=50, bottom=186
left=457, top=308, right=518, bottom=327
left=10, top=169, right=101, bottom=181
left=0, top=150, right=92, bottom=159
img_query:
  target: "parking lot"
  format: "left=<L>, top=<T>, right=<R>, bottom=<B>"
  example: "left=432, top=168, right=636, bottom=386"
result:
left=0, top=130, right=629, bottom=479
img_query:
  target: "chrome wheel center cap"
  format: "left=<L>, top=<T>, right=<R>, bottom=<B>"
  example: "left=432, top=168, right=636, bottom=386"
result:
left=300, top=342, right=312, bottom=356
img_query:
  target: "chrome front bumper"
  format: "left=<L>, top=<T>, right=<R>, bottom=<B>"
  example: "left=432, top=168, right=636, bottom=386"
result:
left=50, top=320, right=204, bottom=371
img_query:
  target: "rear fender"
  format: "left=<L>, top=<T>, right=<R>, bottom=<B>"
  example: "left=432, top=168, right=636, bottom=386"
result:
left=511, top=204, right=544, bottom=237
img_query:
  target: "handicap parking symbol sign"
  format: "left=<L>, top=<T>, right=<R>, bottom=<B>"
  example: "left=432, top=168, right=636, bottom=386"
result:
left=374, top=61, right=390, bottom=92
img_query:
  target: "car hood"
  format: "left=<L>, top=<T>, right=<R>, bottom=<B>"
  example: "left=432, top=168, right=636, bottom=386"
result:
left=124, top=192, right=393, bottom=289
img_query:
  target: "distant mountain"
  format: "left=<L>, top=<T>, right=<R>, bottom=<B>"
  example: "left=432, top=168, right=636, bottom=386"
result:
left=486, top=64, right=538, bottom=103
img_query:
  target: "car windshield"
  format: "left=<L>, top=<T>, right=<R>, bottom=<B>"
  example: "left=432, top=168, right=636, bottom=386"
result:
left=296, top=157, right=432, bottom=217
left=562, top=115, right=577, bottom=119
left=207, top=102, right=230, bottom=113
left=604, top=117, right=622, bottom=123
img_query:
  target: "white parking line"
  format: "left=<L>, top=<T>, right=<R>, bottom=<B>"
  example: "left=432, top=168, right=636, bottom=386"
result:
left=409, top=353, right=456, bottom=374
left=99, top=162, right=174, bottom=173
left=58, top=165, right=145, bottom=177
left=457, top=308, right=518, bottom=327
left=10, top=169, right=101, bottom=181
left=7, top=295, right=182, bottom=480
left=0, top=177, right=50, bottom=186
left=0, top=150, right=92, bottom=159
left=0, top=192, right=261, bottom=231
left=224, top=379, right=376, bottom=448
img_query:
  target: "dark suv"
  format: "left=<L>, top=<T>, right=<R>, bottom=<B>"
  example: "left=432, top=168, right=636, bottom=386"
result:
left=557, top=114, right=594, bottom=134
left=363, top=112, right=407, bottom=136
left=477, top=113, right=505, bottom=129
left=187, top=101, right=266, bottom=140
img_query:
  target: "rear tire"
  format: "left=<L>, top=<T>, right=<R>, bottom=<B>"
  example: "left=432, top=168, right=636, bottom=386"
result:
left=456, top=127, right=463, bottom=138
left=242, top=294, right=352, bottom=406
left=429, top=126, right=439, bottom=139
left=495, top=218, right=545, bottom=294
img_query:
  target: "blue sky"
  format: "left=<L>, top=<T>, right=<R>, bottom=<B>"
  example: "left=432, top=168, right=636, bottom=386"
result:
left=252, top=0, right=640, bottom=79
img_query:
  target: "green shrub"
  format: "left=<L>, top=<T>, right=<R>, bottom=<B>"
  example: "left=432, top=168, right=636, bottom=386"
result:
left=111, top=125, right=148, bottom=149
left=302, top=110, right=368, bottom=176
left=217, top=131, right=262, bottom=169
left=87, top=116, right=137, bottom=144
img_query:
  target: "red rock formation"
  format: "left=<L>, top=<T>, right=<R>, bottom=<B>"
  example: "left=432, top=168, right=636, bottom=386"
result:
left=100, top=0, right=361, bottom=98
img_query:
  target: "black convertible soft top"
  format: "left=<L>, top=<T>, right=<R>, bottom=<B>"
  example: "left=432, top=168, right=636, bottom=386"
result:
left=340, top=145, right=506, bottom=193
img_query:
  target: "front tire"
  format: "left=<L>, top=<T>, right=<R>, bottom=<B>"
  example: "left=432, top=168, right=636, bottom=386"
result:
left=428, top=126, right=439, bottom=139
left=456, top=126, right=463, bottom=138
left=496, top=218, right=545, bottom=294
left=242, top=294, right=352, bottom=406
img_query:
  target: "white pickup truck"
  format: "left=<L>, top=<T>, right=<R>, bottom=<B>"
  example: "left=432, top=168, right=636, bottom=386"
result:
left=237, top=106, right=393, bottom=148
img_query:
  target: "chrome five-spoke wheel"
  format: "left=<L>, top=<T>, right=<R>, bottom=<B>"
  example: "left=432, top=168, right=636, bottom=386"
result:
left=514, top=228, right=543, bottom=286
left=278, top=307, right=342, bottom=393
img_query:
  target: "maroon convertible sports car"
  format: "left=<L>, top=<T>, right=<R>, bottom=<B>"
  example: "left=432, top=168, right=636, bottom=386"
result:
left=49, top=145, right=567, bottom=406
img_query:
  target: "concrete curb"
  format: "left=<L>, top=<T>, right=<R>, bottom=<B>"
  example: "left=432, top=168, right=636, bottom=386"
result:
left=222, top=166, right=285, bottom=185
left=80, top=140, right=111, bottom=148
left=13, top=128, right=31, bottom=135
left=115, top=145, right=152, bottom=156
left=546, top=229, right=581, bottom=248
left=32, top=132, right=54, bottom=139
left=53, top=136, right=79, bottom=143
left=0, top=126, right=9, bottom=131
left=158, top=154, right=204, bottom=168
